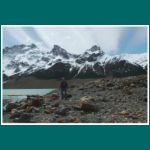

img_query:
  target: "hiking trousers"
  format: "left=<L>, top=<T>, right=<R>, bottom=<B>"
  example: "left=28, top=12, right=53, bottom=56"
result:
left=60, top=88, right=67, bottom=100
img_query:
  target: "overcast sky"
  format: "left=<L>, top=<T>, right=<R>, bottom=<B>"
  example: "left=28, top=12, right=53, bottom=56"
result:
left=2, top=26, right=148, bottom=54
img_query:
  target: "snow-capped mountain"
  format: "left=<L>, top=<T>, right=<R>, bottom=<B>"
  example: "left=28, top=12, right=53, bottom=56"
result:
left=3, top=44, right=147, bottom=80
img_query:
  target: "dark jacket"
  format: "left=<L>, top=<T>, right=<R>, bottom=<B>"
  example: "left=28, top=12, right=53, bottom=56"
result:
left=60, top=80, right=68, bottom=89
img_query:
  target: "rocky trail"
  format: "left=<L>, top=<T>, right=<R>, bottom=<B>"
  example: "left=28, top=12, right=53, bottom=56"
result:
left=3, top=75, right=147, bottom=123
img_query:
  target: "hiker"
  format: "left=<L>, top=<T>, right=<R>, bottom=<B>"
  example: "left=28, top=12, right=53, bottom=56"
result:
left=60, top=77, right=68, bottom=100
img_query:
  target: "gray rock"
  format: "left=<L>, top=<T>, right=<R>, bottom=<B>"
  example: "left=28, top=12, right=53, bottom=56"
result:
left=5, top=103, right=19, bottom=112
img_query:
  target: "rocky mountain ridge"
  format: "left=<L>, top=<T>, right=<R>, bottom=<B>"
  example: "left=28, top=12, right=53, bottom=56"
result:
left=3, top=44, right=147, bottom=80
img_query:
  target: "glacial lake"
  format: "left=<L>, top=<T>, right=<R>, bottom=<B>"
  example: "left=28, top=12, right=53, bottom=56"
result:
left=3, top=89, right=55, bottom=102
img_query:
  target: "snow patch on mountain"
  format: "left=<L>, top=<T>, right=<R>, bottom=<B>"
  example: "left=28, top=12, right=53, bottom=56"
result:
left=120, top=53, right=147, bottom=67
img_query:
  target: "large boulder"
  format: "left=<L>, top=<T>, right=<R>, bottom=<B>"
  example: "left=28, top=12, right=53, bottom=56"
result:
left=18, top=101, right=28, bottom=109
left=9, top=109, right=24, bottom=119
left=25, top=106, right=33, bottom=113
left=27, top=96, right=43, bottom=107
left=5, top=102, right=19, bottom=112
left=51, top=93, right=60, bottom=100
left=32, top=98, right=43, bottom=107
left=80, top=96, right=98, bottom=112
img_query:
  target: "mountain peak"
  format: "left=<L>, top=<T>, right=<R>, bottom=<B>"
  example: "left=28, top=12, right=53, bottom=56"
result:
left=86, top=45, right=104, bottom=56
left=4, top=43, right=37, bottom=50
left=53, top=44, right=62, bottom=49
left=89, top=45, right=101, bottom=52
left=30, top=43, right=37, bottom=49
left=3, top=43, right=37, bottom=55
left=51, top=45, right=69, bottom=59
left=52, top=45, right=67, bottom=52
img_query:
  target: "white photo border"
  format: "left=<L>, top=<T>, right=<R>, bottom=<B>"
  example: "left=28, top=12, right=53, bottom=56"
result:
left=1, top=25, right=149, bottom=126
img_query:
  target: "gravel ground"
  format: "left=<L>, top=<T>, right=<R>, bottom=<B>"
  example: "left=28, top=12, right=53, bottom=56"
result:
left=3, top=75, right=148, bottom=124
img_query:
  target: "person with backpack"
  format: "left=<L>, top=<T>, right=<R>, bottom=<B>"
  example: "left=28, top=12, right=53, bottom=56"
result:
left=60, top=77, right=68, bottom=100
